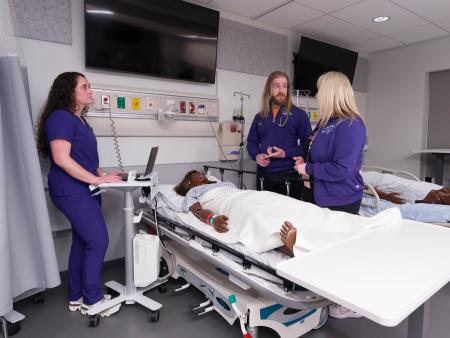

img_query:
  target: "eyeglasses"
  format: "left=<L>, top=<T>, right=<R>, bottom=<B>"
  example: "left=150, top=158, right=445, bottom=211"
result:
left=271, top=84, right=288, bottom=90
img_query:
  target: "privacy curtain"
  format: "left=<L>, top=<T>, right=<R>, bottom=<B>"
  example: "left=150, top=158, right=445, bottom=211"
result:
left=0, top=55, right=60, bottom=317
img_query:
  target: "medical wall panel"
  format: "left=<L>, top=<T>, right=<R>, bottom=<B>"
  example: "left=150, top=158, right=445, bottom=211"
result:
left=87, top=87, right=220, bottom=137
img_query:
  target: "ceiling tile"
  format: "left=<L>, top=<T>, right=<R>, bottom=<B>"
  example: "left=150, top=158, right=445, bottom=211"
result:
left=258, top=2, right=323, bottom=28
left=388, top=23, right=448, bottom=44
left=294, top=15, right=379, bottom=46
left=351, top=36, right=402, bottom=53
left=294, top=0, right=364, bottom=14
left=209, top=0, right=288, bottom=18
left=389, top=0, right=450, bottom=22
left=436, top=17, right=450, bottom=32
left=332, top=0, right=428, bottom=35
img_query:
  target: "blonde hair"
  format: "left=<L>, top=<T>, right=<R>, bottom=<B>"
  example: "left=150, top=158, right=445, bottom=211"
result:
left=316, top=71, right=362, bottom=127
left=260, top=71, right=292, bottom=118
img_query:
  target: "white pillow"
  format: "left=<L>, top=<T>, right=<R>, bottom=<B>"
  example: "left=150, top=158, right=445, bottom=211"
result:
left=206, top=173, right=222, bottom=183
left=157, top=174, right=221, bottom=212
left=157, top=184, right=184, bottom=212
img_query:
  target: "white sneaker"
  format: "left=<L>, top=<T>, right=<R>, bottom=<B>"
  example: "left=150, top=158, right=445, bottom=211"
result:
left=68, top=297, right=83, bottom=312
left=329, top=304, right=362, bottom=319
left=80, top=294, right=120, bottom=317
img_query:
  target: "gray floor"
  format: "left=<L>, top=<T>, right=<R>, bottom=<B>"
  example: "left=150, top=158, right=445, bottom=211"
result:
left=7, top=262, right=450, bottom=338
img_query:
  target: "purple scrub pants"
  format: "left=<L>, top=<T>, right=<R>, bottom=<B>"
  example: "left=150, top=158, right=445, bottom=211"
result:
left=52, top=193, right=108, bottom=305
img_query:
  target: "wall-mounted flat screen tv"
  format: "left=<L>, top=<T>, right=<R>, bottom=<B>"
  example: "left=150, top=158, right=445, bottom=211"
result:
left=293, top=36, right=358, bottom=95
left=85, top=0, right=220, bottom=84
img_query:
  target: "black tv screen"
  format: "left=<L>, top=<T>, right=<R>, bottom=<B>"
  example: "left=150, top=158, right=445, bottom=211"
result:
left=85, top=0, right=219, bottom=84
left=293, top=37, right=358, bottom=95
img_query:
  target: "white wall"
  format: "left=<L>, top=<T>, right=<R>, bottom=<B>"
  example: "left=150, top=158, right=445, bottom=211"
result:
left=20, top=0, right=304, bottom=270
left=366, top=35, right=450, bottom=177
left=20, top=0, right=301, bottom=168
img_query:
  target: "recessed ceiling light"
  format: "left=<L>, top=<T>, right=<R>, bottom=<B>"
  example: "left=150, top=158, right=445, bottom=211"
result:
left=372, top=16, right=390, bottom=23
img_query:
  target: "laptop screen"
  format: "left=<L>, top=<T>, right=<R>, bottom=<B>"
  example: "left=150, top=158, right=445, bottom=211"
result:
left=144, top=147, right=158, bottom=176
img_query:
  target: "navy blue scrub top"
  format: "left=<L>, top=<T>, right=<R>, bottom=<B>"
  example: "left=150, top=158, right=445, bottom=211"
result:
left=44, top=109, right=99, bottom=197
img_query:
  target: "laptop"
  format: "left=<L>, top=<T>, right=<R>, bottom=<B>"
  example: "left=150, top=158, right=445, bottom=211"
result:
left=122, top=146, right=158, bottom=181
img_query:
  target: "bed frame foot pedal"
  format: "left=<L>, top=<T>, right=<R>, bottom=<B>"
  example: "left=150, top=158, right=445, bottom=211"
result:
left=173, top=282, right=191, bottom=292
left=195, top=305, right=214, bottom=316
left=190, top=299, right=212, bottom=314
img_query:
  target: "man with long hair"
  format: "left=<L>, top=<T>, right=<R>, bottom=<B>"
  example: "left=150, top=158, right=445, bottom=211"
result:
left=247, top=71, right=311, bottom=199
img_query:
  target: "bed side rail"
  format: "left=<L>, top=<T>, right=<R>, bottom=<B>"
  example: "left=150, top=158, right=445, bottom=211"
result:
left=141, top=209, right=305, bottom=292
left=362, top=181, right=381, bottom=208
left=362, top=165, right=420, bottom=182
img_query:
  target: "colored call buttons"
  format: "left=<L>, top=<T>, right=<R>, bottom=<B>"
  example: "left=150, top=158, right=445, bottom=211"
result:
left=179, top=101, right=186, bottom=113
left=189, top=102, right=195, bottom=114
left=132, top=98, right=141, bottom=110
left=117, top=96, right=126, bottom=109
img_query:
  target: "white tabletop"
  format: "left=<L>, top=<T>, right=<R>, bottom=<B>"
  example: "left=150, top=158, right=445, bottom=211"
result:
left=276, top=220, right=450, bottom=327
left=413, top=149, right=450, bottom=154
left=99, top=181, right=154, bottom=188
left=99, top=180, right=154, bottom=192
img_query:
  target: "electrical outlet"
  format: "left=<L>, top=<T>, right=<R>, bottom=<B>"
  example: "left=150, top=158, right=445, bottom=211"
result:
left=198, top=103, right=206, bottom=114
left=101, top=95, right=110, bottom=109
left=146, top=99, right=154, bottom=111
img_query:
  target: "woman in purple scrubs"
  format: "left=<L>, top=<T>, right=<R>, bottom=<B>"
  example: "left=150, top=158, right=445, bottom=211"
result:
left=36, top=72, right=122, bottom=317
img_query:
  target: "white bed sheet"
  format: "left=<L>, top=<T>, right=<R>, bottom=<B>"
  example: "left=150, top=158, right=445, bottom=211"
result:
left=155, top=197, right=290, bottom=268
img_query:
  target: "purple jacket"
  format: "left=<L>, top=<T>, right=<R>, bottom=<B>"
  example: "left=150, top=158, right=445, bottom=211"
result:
left=305, top=117, right=366, bottom=207
left=247, top=105, right=311, bottom=173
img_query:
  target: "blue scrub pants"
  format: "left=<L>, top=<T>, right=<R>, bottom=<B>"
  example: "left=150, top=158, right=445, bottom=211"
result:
left=52, top=193, right=109, bottom=305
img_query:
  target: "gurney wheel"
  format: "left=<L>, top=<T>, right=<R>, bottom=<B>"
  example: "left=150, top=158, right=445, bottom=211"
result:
left=314, top=306, right=329, bottom=330
left=7, top=321, right=21, bottom=336
left=31, top=292, right=45, bottom=304
left=149, top=310, right=160, bottom=323
left=88, top=314, right=100, bottom=328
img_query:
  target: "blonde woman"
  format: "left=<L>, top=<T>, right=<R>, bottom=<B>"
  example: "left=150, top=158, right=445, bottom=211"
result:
left=295, top=71, right=366, bottom=214
left=247, top=71, right=312, bottom=200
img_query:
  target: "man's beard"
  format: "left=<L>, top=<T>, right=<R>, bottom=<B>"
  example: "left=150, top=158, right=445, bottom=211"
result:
left=271, top=94, right=286, bottom=106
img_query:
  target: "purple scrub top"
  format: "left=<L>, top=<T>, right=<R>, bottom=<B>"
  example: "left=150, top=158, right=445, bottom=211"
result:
left=44, top=109, right=99, bottom=197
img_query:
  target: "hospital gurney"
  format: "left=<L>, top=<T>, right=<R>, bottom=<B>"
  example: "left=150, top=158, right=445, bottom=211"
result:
left=141, top=205, right=330, bottom=338
left=361, top=166, right=450, bottom=226
left=141, top=179, right=450, bottom=338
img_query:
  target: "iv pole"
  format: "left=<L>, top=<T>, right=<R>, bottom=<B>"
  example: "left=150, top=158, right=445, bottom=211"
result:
left=233, top=91, right=250, bottom=189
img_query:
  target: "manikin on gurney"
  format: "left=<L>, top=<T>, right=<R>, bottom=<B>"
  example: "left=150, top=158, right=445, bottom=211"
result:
left=174, top=170, right=401, bottom=257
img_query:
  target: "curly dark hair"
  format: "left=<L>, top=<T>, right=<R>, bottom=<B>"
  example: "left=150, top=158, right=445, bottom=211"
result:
left=36, top=72, right=86, bottom=158
left=174, top=170, right=197, bottom=196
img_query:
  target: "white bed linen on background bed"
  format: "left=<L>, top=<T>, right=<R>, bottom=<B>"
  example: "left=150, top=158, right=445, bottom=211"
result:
left=362, top=171, right=442, bottom=202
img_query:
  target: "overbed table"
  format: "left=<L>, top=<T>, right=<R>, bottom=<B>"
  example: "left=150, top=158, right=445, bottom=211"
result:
left=276, top=220, right=450, bottom=338
left=413, top=149, right=450, bottom=185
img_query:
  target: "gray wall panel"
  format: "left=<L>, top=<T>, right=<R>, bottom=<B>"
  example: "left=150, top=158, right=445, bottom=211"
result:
left=11, top=0, right=71, bottom=45
left=217, top=18, right=287, bottom=76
